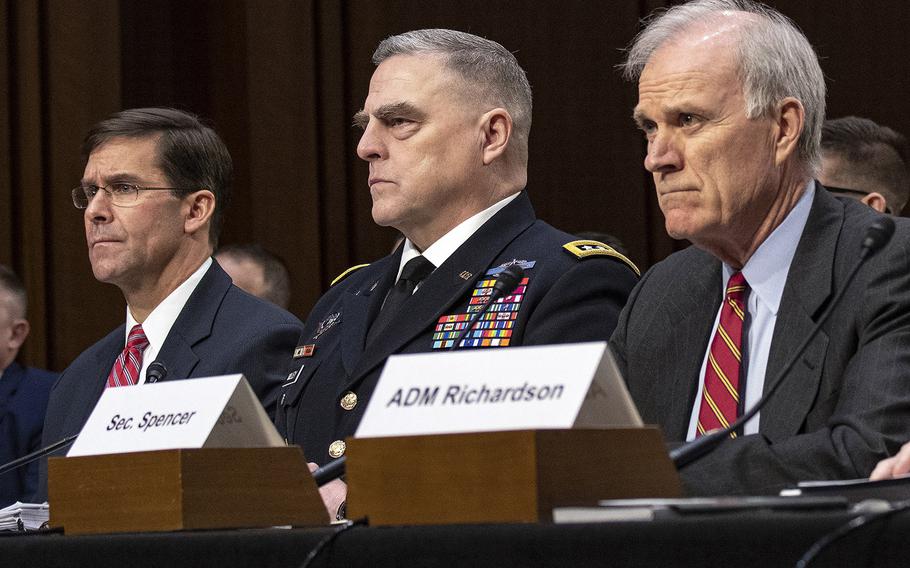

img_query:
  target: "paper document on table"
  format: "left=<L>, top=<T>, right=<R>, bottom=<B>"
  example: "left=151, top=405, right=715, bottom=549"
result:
left=0, top=501, right=49, bottom=531
left=780, top=474, right=910, bottom=503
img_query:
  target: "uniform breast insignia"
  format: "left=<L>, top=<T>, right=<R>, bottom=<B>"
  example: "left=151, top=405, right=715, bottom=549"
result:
left=431, top=269, right=532, bottom=349
left=293, top=344, right=316, bottom=358
left=283, top=364, right=305, bottom=388
left=313, top=312, right=341, bottom=339
left=562, top=240, right=640, bottom=276
left=485, top=258, right=536, bottom=276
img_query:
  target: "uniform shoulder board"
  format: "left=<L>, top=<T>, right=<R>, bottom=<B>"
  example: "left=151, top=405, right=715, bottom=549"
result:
left=562, top=240, right=640, bottom=276
left=330, top=263, right=370, bottom=287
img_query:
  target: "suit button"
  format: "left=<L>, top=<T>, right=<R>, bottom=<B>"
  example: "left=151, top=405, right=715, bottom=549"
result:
left=340, top=391, right=358, bottom=411
left=328, top=440, right=346, bottom=458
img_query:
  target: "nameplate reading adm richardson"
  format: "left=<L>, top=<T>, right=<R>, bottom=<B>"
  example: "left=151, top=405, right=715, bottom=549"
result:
left=356, top=342, right=642, bottom=439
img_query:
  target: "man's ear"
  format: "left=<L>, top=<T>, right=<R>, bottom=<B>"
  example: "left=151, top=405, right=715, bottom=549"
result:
left=184, top=190, right=216, bottom=236
left=8, top=318, right=29, bottom=351
left=773, top=97, right=804, bottom=167
left=861, top=192, right=889, bottom=214
left=480, top=108, right=513, bottom=165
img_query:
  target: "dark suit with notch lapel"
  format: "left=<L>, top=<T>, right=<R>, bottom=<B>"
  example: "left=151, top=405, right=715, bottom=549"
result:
left=610, top=184, right=910, bottom=495
left=276, top=191, right=639, bottom=465
left=0, top=361, right=56, bottom=506
left=34, top=261, right=303, bottom=501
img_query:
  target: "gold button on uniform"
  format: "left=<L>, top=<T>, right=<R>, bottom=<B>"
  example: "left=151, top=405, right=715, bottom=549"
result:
left=340, top=391, right=358, bottom=411
left=328, top=440, right=346, bottom=458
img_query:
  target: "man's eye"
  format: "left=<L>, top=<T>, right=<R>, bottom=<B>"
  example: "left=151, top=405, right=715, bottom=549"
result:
left=388, top=117, right=411, bottom=127
left=639, top=121, right=657, bottom=137
left=679, top=113, right=697, bottom=126
left=110, top=183, right=138, bottom=194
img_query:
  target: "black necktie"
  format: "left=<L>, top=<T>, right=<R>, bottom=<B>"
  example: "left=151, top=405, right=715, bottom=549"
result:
left=366, top=255, right=435, bottom=345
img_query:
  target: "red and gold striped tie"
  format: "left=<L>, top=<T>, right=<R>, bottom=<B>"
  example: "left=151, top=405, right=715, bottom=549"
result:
left=696, top=272, right=749, bottom=438
left=107, top=324, right=149, bottom=388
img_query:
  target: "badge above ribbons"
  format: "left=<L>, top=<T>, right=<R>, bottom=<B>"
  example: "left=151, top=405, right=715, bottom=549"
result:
left=432, top=260, right=536, bottom=349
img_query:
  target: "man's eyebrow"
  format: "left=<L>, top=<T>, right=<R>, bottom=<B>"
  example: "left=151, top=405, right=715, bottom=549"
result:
left=373, top=102, right=424, bottom=121
left=352, top=102, right=426, bottom=129
left=79, top=172, right=143, bottom=186
left=352, top=110, right=369, bottom=129
left=631, top=108, right=649, bottom=127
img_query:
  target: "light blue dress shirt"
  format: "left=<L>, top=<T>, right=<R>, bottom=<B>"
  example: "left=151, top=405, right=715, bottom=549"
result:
left=686, top=182, right=816, bottom=439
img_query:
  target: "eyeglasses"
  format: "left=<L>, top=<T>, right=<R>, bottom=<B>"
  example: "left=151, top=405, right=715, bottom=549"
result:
left=71, top=183, right=196, bottom=209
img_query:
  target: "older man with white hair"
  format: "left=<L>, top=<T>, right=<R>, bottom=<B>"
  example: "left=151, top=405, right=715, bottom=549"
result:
left=610, top=0, right=910, bottom=495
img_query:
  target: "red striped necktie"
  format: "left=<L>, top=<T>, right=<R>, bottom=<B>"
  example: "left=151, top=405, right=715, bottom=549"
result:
left=107, top=324, right=149, bottom=388
left=696, top=272, right=749, bottom=438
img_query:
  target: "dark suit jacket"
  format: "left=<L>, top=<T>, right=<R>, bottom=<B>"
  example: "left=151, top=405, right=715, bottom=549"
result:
left=276, top=191, right=639, bottom=465
left=0, top=362, right=57, bottom=506
left=610, top=185, right=910, bottom=495
left=35, top=261, right=303, bottom=501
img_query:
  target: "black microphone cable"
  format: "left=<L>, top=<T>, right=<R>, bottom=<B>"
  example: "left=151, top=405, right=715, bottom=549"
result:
left=796, top=498, right=910, bottom=567
left=298, top=516, right=369, bottom=568
left=0, top=435, right=78, bottom=477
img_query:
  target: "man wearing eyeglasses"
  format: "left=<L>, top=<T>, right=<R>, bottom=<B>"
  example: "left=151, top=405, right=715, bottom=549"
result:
left=818, top=116, right=910, bottom=216
left=34, top=107, right=303, bottom=501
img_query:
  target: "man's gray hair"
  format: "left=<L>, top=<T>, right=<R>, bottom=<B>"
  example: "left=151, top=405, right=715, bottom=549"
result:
left=621, top=0, right=825, bottom=172
left=373, top=29, right=533, bottom=159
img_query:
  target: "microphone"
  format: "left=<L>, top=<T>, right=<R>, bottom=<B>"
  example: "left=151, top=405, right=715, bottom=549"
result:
left=146, top=361, right=168, bottom=383
left=0, top=434, right=78, bottom=477
left=671, top=217, right=896, bottom=469
left=310, top=266, right=527, bottom=487
left=862, top=217, right=895, bottom=258
left=449, top=265, right=525, bottom=350
left=312, top=457, right=346, bottom=487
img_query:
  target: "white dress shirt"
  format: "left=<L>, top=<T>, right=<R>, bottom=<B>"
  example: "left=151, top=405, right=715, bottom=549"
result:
left=686, top=183, right=815, bottom=439
left=125, top=257, right=212, bottom=384
left=396, top=192, right=521, bottom=288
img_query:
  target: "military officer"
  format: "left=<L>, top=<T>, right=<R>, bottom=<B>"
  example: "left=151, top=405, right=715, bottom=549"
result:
left=277, top=29, right=639, bottom=519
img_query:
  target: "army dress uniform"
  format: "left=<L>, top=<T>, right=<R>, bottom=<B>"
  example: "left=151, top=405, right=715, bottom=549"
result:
left=275, top=191, right=639, bottom=465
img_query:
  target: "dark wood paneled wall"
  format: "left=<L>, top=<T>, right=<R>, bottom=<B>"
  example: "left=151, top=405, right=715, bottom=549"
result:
left=2, top=0, right=908, bottom=371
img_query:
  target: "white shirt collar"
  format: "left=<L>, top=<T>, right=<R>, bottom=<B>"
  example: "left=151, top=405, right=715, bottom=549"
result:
left=397, top=192, right=521, bottom=279
left=725, top=181, right=815, bottom=315
left=125, top=257, right=212, bottom=352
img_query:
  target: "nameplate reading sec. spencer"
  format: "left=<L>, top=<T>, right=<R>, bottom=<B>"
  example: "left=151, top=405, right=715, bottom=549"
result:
left=355, top=341, right=643, bottom=439
left=67, top=374, right=284, bottom=457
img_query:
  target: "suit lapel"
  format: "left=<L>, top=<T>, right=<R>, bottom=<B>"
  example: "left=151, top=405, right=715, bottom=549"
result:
left=339, top=256, right=398, bottom=376
left=64, top=328, right=123, bottom=437
left=348, top=192, right=536, bottom=385
left=760, top=184, right=840, bottom=440
left=156, top=262, right=230, bottom=380
left=0, top=361, right=25, bottom=425
left=662, top=254, right=723, bottom=438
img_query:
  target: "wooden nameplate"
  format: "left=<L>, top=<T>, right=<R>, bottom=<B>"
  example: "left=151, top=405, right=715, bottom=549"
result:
left=49, top=446, right=326, bottom=534
left=346, top=428, right=681, bottom=526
